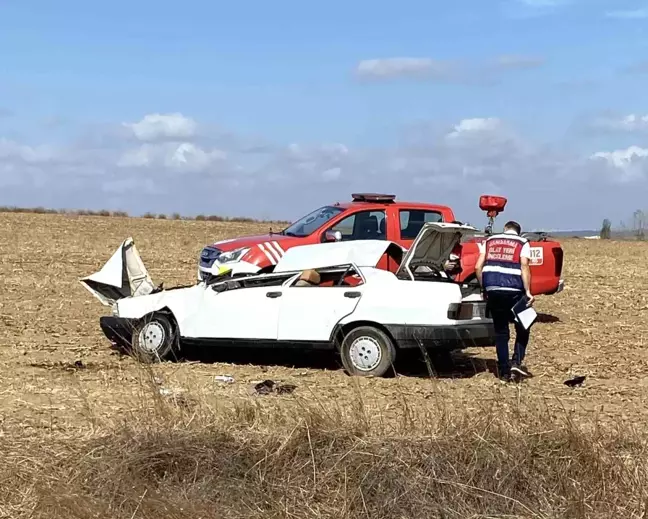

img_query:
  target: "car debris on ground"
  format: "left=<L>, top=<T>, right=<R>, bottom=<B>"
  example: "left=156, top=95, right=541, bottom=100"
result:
left=252, top=379, right=297, bottom=395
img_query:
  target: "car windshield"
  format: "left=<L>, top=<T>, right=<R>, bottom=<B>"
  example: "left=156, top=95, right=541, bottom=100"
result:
left=281, top=206, right=345, bottom=237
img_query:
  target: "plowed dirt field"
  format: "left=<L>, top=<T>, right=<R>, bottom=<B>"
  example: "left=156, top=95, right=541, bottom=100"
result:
left=1, top=212, right=647, bottom=435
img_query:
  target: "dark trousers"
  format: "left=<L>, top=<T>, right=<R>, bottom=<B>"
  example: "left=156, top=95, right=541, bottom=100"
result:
left=486, top=290, right=530, bottom=376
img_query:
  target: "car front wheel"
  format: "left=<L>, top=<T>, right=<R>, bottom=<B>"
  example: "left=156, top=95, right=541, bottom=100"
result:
left=130, top=313, right=178, bottom=363
left=340, top=326, right=396, bottom=377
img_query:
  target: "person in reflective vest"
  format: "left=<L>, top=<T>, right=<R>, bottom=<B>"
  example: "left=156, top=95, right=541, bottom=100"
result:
left=475, top=220, right=534, bottom=382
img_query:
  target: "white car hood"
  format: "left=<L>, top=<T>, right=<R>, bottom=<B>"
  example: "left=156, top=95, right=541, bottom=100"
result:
left=79, top=237, right=157, bottom=306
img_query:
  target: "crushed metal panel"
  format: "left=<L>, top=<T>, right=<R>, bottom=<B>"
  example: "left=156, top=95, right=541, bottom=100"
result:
left=79, top=237, right=156, bottom=306
left=123, top=239, right=156, bottom=297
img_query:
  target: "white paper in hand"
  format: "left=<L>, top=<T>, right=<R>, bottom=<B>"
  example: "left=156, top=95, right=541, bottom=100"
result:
left=511, top=296, right=538, bottom=330
left=515, top=306, right=537, bottom=330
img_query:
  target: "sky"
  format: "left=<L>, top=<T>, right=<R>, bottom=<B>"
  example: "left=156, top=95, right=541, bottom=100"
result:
left=2, top=0, right=648, bottom=230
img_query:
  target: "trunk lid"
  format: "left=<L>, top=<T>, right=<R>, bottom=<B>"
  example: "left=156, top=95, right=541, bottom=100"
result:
left=397, top=222, right=481, bottom=280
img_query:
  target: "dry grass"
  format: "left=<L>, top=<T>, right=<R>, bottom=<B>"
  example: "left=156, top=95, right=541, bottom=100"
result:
left=2, top=392, right=647, bottom=519
left=1, top=212, right=648, bottom=518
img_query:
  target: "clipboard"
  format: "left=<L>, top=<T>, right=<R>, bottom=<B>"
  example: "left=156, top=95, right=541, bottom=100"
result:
left=511, top=295, right=537, bottom=330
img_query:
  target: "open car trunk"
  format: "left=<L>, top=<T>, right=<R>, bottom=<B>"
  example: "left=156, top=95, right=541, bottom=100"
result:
left=396, top=222, right=480, bottom=281
left=79, top=237, right=156, bottom=306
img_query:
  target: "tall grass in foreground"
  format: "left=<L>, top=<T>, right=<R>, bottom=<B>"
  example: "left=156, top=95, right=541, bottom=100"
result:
left=0, top=369, right=646, bottom=519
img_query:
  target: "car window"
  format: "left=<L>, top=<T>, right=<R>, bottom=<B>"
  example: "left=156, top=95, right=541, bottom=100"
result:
left=291, top=265, right=364, bottom=287
left=399, top=210, right=443, bottom=239
left=211, top=273, right=294, bottom=293
left=328, top=210, right=386, bottom=241
left=282, top=206, right=345, bottom=237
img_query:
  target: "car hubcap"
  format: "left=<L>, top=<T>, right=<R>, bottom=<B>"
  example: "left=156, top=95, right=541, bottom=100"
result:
left=139, top=321, right=165, bottom=352
left=349, top=336, right=382, bottom=371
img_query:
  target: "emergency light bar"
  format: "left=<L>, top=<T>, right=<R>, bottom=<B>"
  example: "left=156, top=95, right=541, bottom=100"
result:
left=351, top=193, right=396, bottom=203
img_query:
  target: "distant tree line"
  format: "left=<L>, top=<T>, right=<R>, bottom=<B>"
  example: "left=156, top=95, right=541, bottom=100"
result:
left=0, top=205, right=290, bottom=225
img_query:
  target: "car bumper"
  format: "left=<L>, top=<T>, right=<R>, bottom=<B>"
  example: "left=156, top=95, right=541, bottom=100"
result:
left=556, top=279, right=564, bottom=293
left=99, top=316, right=134, bottom=347
left=386, top=322, right=496, bottom=350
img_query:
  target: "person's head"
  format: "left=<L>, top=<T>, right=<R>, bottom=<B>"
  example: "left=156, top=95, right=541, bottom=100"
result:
left=504, top=220, right=521, bottom=235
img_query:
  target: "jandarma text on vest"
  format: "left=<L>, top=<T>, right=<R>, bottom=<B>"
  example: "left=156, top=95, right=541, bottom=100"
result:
left=481, top=234, right=528, bottom=292
left=485, top=239, right=523, bottom=262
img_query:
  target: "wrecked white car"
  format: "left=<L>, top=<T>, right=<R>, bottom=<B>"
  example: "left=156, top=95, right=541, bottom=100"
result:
left=80, top=222, right=495, bottom=377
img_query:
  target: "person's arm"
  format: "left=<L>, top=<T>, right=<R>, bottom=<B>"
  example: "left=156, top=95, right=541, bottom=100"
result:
left=475, top=246, right=486, bottom=286
left=520, top=243, right=534, bottom=305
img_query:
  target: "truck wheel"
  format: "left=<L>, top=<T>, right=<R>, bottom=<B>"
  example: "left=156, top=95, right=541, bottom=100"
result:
left=340, top=326, right=396, bottom=377
left=130, top=313, right=178, bottom=363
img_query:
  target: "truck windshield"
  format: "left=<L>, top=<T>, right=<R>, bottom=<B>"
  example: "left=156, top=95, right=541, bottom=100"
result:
left=282, top=206, right=345, bottom=237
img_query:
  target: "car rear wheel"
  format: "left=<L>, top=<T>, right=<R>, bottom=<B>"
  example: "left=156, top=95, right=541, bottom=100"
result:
left=340, top=326, right=396, bottom=377
left=130, top=313, right=178, bottom=363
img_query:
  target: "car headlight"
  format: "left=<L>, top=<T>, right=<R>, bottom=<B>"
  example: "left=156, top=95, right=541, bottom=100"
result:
left=218, top=247, right=249, bottom=263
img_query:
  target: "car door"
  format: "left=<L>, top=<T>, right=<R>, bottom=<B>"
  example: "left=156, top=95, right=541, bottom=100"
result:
left=320, top=209, right=387, bottom=242
left=276, top=267, right=365, bottom=342
left=182, top=284, right=281, bottom=340
left=397, top=208, right=445, bottom=250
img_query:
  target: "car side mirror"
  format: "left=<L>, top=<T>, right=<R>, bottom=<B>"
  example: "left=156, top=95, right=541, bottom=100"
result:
left=323, top=230, right=342, bottom=242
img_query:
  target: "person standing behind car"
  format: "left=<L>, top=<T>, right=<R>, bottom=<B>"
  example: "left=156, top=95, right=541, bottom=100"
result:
left=475, top=220, right=534, bottom=382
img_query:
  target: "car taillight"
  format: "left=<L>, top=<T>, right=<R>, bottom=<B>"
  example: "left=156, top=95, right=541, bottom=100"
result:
left=552, top=248, right=563, bottom=277
left=448, top=302, right=486, bottom=320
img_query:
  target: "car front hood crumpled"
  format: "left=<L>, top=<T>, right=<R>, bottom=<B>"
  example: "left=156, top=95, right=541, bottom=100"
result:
left=79, top=237, right=156, bottom=306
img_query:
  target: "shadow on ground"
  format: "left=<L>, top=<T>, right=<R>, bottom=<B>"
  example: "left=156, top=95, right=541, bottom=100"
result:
left=156, top=344, right=499, bottom=380
left=537, top=313, right=561, bottom=324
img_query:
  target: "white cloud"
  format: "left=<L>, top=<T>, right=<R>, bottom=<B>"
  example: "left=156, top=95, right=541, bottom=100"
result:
left=2, top=112, right=648, bottom=228
left=590, top=114, right=648, bottom=132
left=123, top=113, right=198, bottom=142
left=102, top=177, right=162, bottom=194
left=0, top=138, right=57, bottom=163
left=591, top=145, right=648, bottom=168
left=117, top=142, right=226, bottom=172
left=605, top=8, right=648, bottom=19
left=356, top=55, right=545, bottom=82
left=117, top=145, right=153, bottom=168
left=168, top=142, right=226, bottom=171
left=321, top=167, right=342, bottom=181
left=356, top=58, right=455, bottom=80
left=446, top=118, right=503, bottom=138
left=589, top=145, right=648, bottom=184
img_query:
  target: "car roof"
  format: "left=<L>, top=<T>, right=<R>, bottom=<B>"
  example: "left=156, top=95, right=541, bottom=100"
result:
left=332, top=200, right=454, bottom=212
left=273, top=240, right=403, bottom=273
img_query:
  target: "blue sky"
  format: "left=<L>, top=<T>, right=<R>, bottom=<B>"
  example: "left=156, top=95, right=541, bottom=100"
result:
left=2, top=0, right=648, bottom=229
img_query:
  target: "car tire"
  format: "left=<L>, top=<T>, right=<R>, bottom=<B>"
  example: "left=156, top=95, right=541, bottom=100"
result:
left=340, top=326, right=396, bottom=377
left=130, top=313, right=178, bottom=363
